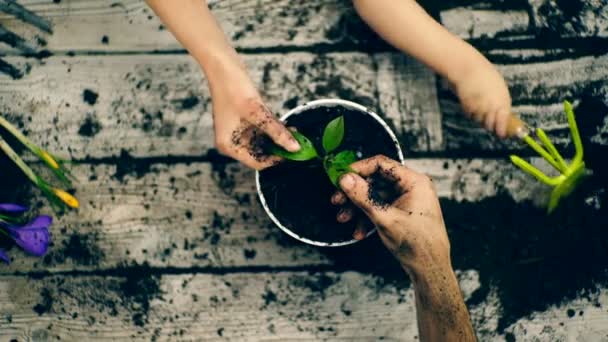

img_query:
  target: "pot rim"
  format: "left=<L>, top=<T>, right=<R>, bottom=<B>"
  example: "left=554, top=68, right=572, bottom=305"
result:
left=255, top=99, right=405, bottom=247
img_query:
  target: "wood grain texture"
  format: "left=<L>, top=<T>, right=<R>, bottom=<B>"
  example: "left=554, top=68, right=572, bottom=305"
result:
left=0, top=51, right=446, bottom=158
left=2, top=0, right=588, bottom=54
left=375, top=53, right=444, bottom=152
left=0, top=158, right=548, bottom=274
left=2, top=52, right=606, bottom=159
left=528, top=0, right=608, bottom=38
left=441, top=53, right=608, bottom=151
left=0, top=271, right=439, bottom=341
left=440, top=8, right=530, bottom=40
left=0, top=0, right=370, bottom=54
left=1, top=271, right=606, bottom=341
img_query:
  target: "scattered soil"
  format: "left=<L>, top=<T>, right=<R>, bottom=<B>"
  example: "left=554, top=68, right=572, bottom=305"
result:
left=43, top=232, right=105, bottom=266
left=259, top=104, right=400, bottom=244
left=78, top=114, right=102, bottom=137
left=82, top=89, right=98, bottom=106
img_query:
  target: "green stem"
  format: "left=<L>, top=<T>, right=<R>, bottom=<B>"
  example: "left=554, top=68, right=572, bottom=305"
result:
left=0, top=227, right=11, bottom=238
left=0, top=136, right=39, bottom=184
left=0, top=115, right=40, bottom=155
left=0, top=214, right=16, bottom=221
left=0, top=115, right=71, bottom=186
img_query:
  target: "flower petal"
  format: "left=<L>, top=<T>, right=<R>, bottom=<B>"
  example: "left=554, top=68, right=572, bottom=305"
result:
left=7, top=215, right=52, bottom=257
left=0, top=249, right=9, bottom=264
left=0, top=203, right=28, bottom=213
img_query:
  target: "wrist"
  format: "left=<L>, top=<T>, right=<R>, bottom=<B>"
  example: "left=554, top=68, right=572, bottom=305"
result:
left=405, top=255, right=455, bottom=289
left=443, top=42, right=492, bottom=86
left=196, top=45, right=248, bottom=85
left=401, top=247, right=453, bottom=281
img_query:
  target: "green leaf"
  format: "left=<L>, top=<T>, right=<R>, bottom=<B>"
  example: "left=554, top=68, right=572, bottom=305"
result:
left=322, top=116, right=345, bottom=153
left=324, top=150, right=357, bottom=187
left=271, top=131, right=318, bottom=161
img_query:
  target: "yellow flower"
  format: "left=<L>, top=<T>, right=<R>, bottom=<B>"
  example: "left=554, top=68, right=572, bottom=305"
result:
left=52, top=188, right=79, bottom=209
left=40, top=151, right=60, bottom=170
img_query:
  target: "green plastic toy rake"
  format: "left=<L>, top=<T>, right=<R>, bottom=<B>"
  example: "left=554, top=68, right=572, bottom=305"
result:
left=508, top=101, right=587, bottom=213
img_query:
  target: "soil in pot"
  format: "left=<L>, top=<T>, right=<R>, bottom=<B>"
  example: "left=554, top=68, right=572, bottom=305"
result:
left=259, top=104, right=401, bottom=244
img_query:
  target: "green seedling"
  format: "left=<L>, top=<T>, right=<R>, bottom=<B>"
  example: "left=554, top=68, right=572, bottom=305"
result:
left=271, top=116, right=357, bottom=186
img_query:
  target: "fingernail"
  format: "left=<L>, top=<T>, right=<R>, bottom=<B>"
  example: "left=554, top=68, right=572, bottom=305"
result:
left=339, top=174, right=355, bottom=190
left=286, top=139, right=300, bottom=152
left=353, top=229, right=365, bottom=240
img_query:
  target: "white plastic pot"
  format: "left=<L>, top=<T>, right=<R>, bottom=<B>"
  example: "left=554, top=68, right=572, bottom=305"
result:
left=255, top=99, right=405, bottom=247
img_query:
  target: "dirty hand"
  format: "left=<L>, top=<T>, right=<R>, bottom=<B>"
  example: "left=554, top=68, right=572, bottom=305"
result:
left=451, top=60, right=513, bottom=139
left=332, top=155, right=450, bottom=270
left=209, top=68, right=300, bottom=170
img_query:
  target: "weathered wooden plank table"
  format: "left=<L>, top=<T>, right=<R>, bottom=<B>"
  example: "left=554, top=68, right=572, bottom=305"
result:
left=1, top=0, right=607, bottom=341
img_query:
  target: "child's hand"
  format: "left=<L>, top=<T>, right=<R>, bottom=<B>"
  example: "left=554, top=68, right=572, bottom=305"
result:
left=451, top=61, right=513, bottom=138
left=209, top=70, right=300, bottom=170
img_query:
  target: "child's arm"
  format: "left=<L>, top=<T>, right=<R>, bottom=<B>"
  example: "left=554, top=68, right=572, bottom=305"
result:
left=146, top=0, right=299, bottom=169
left=353, top=0, right=512, bottom=138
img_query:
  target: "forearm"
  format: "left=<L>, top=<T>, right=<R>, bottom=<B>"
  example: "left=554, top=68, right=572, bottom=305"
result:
left=352, top=0, right=490, bottom=84
left=407, top=261, right=476, bottom=342
left=146, top=0, right=244, bottom=82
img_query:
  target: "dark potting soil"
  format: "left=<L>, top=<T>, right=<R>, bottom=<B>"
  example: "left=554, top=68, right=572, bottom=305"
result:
left=259, top=105, right=400, bottom=244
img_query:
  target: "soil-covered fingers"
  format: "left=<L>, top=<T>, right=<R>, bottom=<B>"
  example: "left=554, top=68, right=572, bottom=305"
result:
left=246, top=100, right=300, bottom=152
left=230, top=146, right=282, bottom=170
left=353, top=218, right=372, bottom=241
left=331, top=191, right=347, bottom=206
left=336, top=206, right=354, bottom=223
left=349, top=155, right=420, bottom=192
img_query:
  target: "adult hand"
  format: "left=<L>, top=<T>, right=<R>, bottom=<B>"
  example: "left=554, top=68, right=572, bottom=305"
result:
left=334, top=155, right=476, bottom=341
left=332, top=155, right=450, bottom=271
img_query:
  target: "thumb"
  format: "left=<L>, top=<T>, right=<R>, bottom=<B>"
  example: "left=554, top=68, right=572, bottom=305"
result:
left=339, top=173, right=378, bottom=218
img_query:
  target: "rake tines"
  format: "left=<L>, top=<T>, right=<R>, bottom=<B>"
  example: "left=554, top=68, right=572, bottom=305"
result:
left=510, top=101, right=588, bottom=213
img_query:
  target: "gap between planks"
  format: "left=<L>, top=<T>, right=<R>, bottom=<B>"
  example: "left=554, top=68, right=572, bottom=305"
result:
left=0, top=159, right=549, bottom=274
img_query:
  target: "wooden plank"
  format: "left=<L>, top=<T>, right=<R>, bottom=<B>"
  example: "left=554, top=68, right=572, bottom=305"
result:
left=441, top=53, right=608, bottom=151
left=529, top=0, right=608, bottom=38
left=0, top=52, right=447, bottom=158
left=1, top=271, right=606, bottom=341
left=375, top=53, right=444, bottom=152
left=0, top=0, right=368, bottom=54
left=0, top=0, right=562, bottom=55
left=0, top=271, right=427, bottom=341
left=3, top=52, right=606, bottom=158
left=0, top=158, right=548, bottom=274
left=440, top=8, right=530, bottom=40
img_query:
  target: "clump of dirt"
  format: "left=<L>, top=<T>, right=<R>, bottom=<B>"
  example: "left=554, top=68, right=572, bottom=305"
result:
left=112, top=149, right=156, bottom=181
left=29, top=263, right=163, bottom=327
left=259, top=104, right=400, bottom=244
left=78, top=114, right=102, bottom=137
left=116, top=262, right=163, bottom=327
left=82, top=89, right=98, bottom=105
left=32, top=287, right=53, bottom=316
left=367, top=173, right=401, bottom=207
left=43, top=232, right=105, bottom=266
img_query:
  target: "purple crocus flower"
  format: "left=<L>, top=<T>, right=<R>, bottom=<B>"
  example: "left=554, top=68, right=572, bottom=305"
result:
left=4, top=215, right=52, bottom=257
left=0, top=203, right=28, bottom=213
left=0, top=249, right=9, bottom=264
